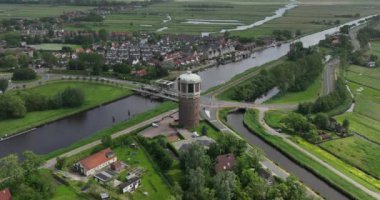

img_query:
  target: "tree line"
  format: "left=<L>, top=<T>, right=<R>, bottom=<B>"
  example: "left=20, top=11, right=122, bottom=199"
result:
left=0, top=87, right=84, bottom=120
left=298, top=78, right=350, bottom=115
left=231, top=42, right=323, bottom=102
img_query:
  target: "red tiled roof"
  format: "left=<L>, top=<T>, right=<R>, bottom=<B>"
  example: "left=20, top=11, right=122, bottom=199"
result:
left=0, top=188, right=12, bottom=200
left=79, top=148, right=115, bottom=171
left=215, top=153, right=236, bottom=173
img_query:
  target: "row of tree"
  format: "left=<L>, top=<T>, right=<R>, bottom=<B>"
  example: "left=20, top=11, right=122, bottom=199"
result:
left=0, top=87, right=84, bottom=120
left=231, top=42, right=323, bottom=102
left=298, top=79, right=350, bottom=115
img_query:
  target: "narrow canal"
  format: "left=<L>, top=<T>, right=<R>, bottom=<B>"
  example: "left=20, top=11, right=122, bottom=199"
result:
left=227, top=112, right=349, bottom=200
left=0, top=96, right=160, bottom=157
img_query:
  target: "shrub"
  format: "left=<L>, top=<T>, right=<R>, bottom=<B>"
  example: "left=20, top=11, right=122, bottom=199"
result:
left=12, top=68, right=37, bottom=81
left=61, top=87, right=85, bottom=108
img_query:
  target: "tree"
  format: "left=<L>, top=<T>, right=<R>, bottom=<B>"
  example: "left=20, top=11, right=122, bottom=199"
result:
left=1, top=55, right=18, bottom=69
left=78, top=53, right=105, bottom=75
left=22, top=151, right=43, bottom=175
left=61, top=87, right=85, bottom=107
left=1, top=32, right=21, bottom=47
left=217, top=134, right=247, bottom=156
left=180, top=143, right=211, bottom=171
left=101, top=135, right=113, bottom=147
left=313, top=113, right=329, bottom=130
left=183, top=167, right=207, bottom=200
left=212, top=171, right=237, bottom=200
left=240, top=169, right=267, bottom=199
left=0, top=154, right=24, bottom=181
left=0, top=94, right=26, bottom=119
left=98, top=29, right=108, bottom=41
left=201, top=125, right=208, bottom=136
left=234, top=153, right=261, bottom=175
left=281, top=112, right=313, bottom=133
left=343, top=119, right=350, bottom=132
left=18, top=53, right=30, bottom=68
left=12, top=68, right=37, bottom=81
left=0, top=79, right=8, bottom=93
left=283, top=175, right=307, bottom=200
left=41, top=52, right=58, bottom=67
left=55, top=157, right=67, bottom=170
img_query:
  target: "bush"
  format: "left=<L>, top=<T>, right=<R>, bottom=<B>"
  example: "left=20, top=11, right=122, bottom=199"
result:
left=61, top=87, right=85, bottom=107
left=12, top=68, right=37, bottom=81
left=18, top=92, right=49, bottom=112
left=0, top=94, right=26, bottom=119
left=0, top=79, right=8, bottom=93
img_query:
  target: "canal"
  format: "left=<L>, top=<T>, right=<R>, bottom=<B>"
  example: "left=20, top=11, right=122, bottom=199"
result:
left=227, top=112, right=349, bottom=200
left=0, top=95, right=160, bottom=157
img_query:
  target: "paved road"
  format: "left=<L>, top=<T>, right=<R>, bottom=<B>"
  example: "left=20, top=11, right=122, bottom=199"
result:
left=323, top=59, right=339, bottom=96
left=43, top=109, right=178, bottom=169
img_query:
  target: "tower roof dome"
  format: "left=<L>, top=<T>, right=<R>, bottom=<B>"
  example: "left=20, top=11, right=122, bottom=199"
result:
left=178, top=71, right=201, bottom=84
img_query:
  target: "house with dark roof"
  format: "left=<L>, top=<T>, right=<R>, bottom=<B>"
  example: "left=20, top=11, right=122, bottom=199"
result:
left=120, top=176, right=141, bottom=193
left=215, top=153, right=236, bottom=173
left=74, top=148, right=117, bottom=176
left=0, top=188, right=12, bottom=200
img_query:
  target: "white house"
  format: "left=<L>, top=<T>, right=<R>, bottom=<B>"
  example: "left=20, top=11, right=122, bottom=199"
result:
left=120, top=176, right=141, bottom=193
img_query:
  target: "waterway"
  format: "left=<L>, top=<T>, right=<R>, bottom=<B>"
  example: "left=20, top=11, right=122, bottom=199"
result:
left=0, top=96, right=160, bottom=157
left=199, top=15, right=375, bottom=91
left=227, top=112, right=349, bottom=200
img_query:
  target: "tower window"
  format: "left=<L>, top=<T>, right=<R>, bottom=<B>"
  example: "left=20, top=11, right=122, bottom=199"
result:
left=188, top=83, right=194, bottom=93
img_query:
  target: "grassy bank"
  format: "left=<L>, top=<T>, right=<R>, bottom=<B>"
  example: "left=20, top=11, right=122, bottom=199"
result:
left=243, top=109, right=375, bottom=200
left=42, top=101, right=177, bottom=160
left=0, top=81, right=132, bottom=138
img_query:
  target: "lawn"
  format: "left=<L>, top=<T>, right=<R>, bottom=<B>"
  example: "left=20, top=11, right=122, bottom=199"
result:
left=192, top=120, right=222, bottom=140
left=114, top=145, right=172, bottom=200
left=243, top=109, right=376, bottom=200
left=320, top=136, right=380, bottom=179
left=0, top=81, right=132, bottom=137
left=30, top=43, right=81, bottom=51
left=266, top=75, right=322, bottom=104
left=52, top=185, right=85, bottom=200
left=0, top=4, right=92, bottom=20
left=264, top=110, right=287, bottom=129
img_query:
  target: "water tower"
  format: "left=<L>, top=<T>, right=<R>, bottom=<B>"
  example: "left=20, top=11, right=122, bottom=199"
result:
left=177, top=71, right=201, bottom=129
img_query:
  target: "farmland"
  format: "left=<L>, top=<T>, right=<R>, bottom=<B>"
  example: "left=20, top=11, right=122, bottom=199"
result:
left=232, top=1, right=380, bottom=38
left=320, top=136, right=380, bottom=179
left=64, top=0, right=289, bottom=34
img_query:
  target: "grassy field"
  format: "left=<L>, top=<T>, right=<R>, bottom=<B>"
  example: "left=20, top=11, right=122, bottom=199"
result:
left=232, top=1, right=380, bottom=38
left=52, top=185, right=85, bottom=200
left=266, top=74, right=322, bottom=104
left=0, top=4, right=92, bottom=20
left=64, top=0, right=287, bottom=34
left=320, top=136, right=380, bottom=179
left=114, top=144, right=172, bottom=199
left=336, top=113, right=380, bottom=144
left=264, top=110, right=287, bottom=129
left=30, top=43, right=81, bottom=51
left=0, top=81, right=132, bottom=137
left=369, top=41, right=380, bottom=57
left=243, top=109, right=376, bottom=200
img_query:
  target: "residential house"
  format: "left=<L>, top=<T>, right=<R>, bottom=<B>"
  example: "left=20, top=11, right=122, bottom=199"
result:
left=172, top=136, right=215, bottom=152
left=120, top=176, right=141, bottom=193
left=0, top=188, right=12, bottom=200
left=215, top=153, right=236, bottom=173
left=74, top=148, right=117, bottom=176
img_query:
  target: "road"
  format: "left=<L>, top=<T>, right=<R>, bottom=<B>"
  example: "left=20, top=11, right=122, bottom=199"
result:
left=323, top=58, right=339, bottom=96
